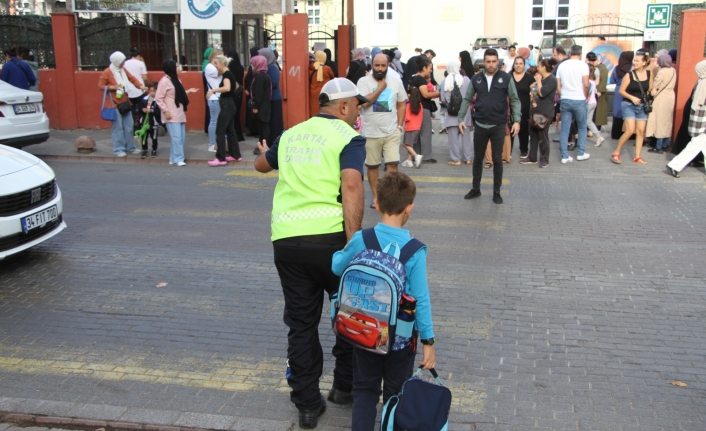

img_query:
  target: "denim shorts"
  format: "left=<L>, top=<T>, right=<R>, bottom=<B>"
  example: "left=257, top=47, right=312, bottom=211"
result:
left=621, top=100, right=647, bottom=121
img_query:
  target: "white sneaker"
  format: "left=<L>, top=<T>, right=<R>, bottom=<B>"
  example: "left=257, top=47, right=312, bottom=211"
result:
left=208, top=145, right=216, bottom=152
left=561, top=156, right=574, bottom=164
left=414, top=155, right=423, bottom=168
left=577, top=153, right=590, bottom=161
left=177, top=162, right=187, bottom=167
left=115, top=152, right=127, bottom=158
left=129, top=148, right=141, bottom=154
left=431, top=129, right=435, bottom=134
left=595, top=137, right=604, bottom=147
left=400, top=160, right=414, bottom=168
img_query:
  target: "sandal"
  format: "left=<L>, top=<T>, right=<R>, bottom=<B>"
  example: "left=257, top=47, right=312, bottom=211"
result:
left=667, top=165, right=680, bottom=178
left=611, top=153, right=622, bottom=164
left=484, top=162, right=492, bottom=169
left=465, top=160, right=473, bottom=165
left=447, top=160, right=461, bottom=166
left=633, top=157, right=647, bottom=164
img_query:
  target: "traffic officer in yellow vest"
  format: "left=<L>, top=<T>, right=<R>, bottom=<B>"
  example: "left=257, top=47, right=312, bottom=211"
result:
left=254, top=78, right=367, bottom=429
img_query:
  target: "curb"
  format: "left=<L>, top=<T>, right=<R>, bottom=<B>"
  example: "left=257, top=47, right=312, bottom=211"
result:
left=1, top=412, right=226, bottom=431
left=33, top=154, right=256, bottom=168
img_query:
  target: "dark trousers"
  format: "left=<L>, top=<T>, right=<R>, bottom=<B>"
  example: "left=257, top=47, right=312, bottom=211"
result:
left=140, top=127, right=158, bottom=151
left=215, top=98, right=241, bottom=161
left=234, top=92, right=245, bottom=141
left=472, top=123, right=506, bottom=192
left=247, top=102, right=259, bottom=135
left=528, top=125, right=550, bottom=164
left=273, top=241, right=353, bottom=411
left=258, top=120, right=271, bottom=146
left=130, top=96, right=144, bottom=129
left=351, top=346, right=416, bottom=431
left=516, top=117, right=529, bottom=155
left=270, top=99, right=285, bottom=142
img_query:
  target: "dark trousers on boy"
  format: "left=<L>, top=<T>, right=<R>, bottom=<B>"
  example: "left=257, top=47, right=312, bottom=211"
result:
left=472, top=124, right=506, bottom=193
left=273, top=236, right=353, bottom=412
left=141, top=127, right=158, bottom=152
left=351, top=346, right=416, bottom=431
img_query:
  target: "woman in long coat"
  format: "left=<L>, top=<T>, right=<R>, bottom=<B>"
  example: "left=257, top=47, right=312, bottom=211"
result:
left=646, top=54, right=677, bottom=153
left=309, top=50, right=334, bottom=117
left=594, top=59, right=609, bottom=128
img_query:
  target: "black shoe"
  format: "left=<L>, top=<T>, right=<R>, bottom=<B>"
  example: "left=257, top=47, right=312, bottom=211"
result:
left=299, top=395, right=327, bottom=429
left=253, top=148, right=261, bottom=155
left=246, top=132, right=258, bottom=137
left=140, top=150, right=148, bottom=159
left=327, top=388, right=353, bottom=405
left=667, top=164, right=680, bottom=178
left=493, top=192, right=503, bottom=204
left=567, top=144, right=576, bottom=151
left=519, top=153, right=528, bottom=159
left=464, top=189, right=481, bottom=200
left=648, top=147, right=659, bottom=153
left=654, top=148, right=664, bottom=154
left=421, top=158, right=437, bottom=164
left=151, top=150, right=157, bottom=157
left=237, top=136, right=246, bottom=142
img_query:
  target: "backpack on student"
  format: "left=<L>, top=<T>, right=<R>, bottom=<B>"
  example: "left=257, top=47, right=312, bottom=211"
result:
left=380, top=367, right=452, bottom=431
left=446, top=80, right=463, bottom=116
left=331, top=228, right=424, bottom=354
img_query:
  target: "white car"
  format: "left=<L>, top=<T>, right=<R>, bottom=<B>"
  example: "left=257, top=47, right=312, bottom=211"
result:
left=0, top=144, right=65, bottom=260
left=471, top=36, right=513, bottom=70
left=0, top=80, right=50, bottom=148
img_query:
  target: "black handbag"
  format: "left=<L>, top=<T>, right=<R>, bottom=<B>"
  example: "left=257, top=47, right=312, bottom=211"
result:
left=117, top=100, right=132, bottom=115
left=381, top=367, right=452, bottom=431
left=529, top=112, right=550, bottom=129
left=633, top=71, right=653, bottom=114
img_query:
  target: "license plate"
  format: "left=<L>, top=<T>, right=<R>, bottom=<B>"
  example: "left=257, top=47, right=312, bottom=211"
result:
left=21, top=205, right=58, bottom=233
left=13, top=104, right=36, bottom=115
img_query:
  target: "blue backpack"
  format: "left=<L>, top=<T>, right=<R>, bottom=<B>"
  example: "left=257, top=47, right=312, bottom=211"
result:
left=331, top=228, right=424, bottom=354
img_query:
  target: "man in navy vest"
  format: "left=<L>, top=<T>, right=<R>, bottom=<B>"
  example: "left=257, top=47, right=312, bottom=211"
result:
left=458, top=49, right=521, bottom=204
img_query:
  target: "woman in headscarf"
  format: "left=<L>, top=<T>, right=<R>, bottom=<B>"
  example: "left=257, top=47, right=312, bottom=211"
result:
left=666, top=60, right=706, bottom=178
left=98, top=51, right=147, bottom=157
left=227, top=50, right=246, bottom=142
left=390, top=49, right=405, bottom=77
left=249, top=55, right=272, bottom=151
left=371, top=47, right=382, bottom=58
left=202, top=47, right=214, bottom=134
left=646, top=54, right=677, bottom=154
left=245, top=47, right=261, bottom=138
left=257, top=47, right=284, bottom=153
left=610, top=50, right=635, bottom=139
left=439, top=59, right=472, bottom=165
left=308, top=50, right=334, bottom=117
left=154, top=59, right=199, bottom=166
left=346, top=49, right=367, bottom=85
left=459, top=50, right=474, bottom=77
left=517, top=47, right=531, bottom=71
left=363, top=47, right=372, bottom=67
left=324, top=48, right=338, bottom=77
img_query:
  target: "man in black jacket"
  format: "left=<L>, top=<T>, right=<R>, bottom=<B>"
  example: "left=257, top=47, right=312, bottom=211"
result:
left=457, top=49, right=521, bottom=204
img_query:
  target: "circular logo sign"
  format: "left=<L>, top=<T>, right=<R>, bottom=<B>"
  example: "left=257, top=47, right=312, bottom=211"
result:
left=187, top=0, right=222, bottom=19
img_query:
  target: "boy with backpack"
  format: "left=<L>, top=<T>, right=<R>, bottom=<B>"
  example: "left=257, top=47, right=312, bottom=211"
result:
left=331, top=171, right=436, bottom=431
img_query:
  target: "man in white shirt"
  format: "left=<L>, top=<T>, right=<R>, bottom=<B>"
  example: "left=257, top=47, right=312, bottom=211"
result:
left=557, top=45, right=590, bottom=163
left=123, top=48, right=148, bottom=127
left=357, top=53, right=406, bottom=208
left=203, top=56, right=222, bottom=152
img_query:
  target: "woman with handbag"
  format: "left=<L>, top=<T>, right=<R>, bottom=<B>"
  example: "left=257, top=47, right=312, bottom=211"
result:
left=155, top=60, right=199, bottom=166
left=646, top=54, right=677, bottom=154
left=521, top=58, right=557, bottom=168
left=612, top=51, right=654, bottom=165
left=99, top=51, right=147, bottom=157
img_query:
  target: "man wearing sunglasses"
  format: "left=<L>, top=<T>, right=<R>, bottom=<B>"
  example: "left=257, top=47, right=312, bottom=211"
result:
left=254, top=78, right=368, bottom=429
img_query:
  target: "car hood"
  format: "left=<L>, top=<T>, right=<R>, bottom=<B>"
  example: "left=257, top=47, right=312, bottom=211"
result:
left=0, top=144, right=42, bottom=177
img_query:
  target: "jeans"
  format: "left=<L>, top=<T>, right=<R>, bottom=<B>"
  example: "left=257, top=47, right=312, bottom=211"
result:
left=351, top=346, right=416, bottom=431
left=586, top=104, right=601, bottom=136
left=166, top=122, right=185, bottom=163
left=472, top=123, right=506, bottom=192
left=110, top=110, right=135, bottom=155
left=207, top=99, right=220, bottom=146
left=413, top=109, right=433, bottom=158
left=216, top=98, right=241, bottom=161
left=560, top=99, right=588, bottom=159
left=657, top=137, right=671, bottom=149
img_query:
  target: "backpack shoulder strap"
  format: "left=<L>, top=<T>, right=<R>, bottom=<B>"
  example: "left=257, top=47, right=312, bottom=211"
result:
left=398, top=238, right=424, bottom=264
left=361, top=228, right=381, bottom=252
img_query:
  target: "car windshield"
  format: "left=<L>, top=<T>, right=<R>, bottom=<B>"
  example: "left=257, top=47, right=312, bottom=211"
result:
left=541, top=37, right=573, bottom=50
left=475, top=38, right=510, bottom=47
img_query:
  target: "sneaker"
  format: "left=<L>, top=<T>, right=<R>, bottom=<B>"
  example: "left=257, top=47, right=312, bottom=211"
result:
left=414, top=155, right=423, bottom=168
left=567, top=143, right=576, bottom=151
left=253, top=148, right=261, bottom=155
left=151, top=150, right=157, bottom=157
left=140, top=150, right=148, bottom=159
left=519, top=157, right=537, bottom=165
left=421, top=158, right=437, bottom=164
left=299, top=395, right=327, bottom=430
left=464, top=189, right=481, bottom=200
left=595, top=137, right=605, bottom=147
left=176, top=162, right=186, bottom=167
left=539, top=160, right=549, bottom=168
left=492, top=192, right=503, bottom=204
left=208, top=158, right=227, bottom=166
left=129, top=148, right=142, bottom=154
left=577, top=153, right=590, bottom=161
left=520, top=153, right=528, bottom=159
left=327, top=388, right=353, bottom=405
left=400, top=160, right=414, bottom=168
left=208, top=145, right=216, bottom=152
left=169, top=162, right=175, bottom=165
left=440, top=127, right=447, bottom=134
left=431, top=129, right=435, bottom=134
left=561, top=156, right=574, bottom=164
left=115, top=152, right=127, bottom=158
left=225, top=156, right=237, bottom=162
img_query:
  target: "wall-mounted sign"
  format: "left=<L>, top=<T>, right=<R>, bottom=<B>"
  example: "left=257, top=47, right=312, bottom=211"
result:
left=73, top=0, right=178, bottom=13
left=180, top=0, right=232, bottom=30
left=644, top=3, right=672, bottom=42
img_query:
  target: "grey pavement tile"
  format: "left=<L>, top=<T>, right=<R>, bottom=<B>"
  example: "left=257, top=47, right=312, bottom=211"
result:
left=174, top=412, right=236, bottom=429
left=66, top=403, right=127, bottom=421
left=119, top=408, right=182, bottom=425
left=230, top=418, right=294, bottom=431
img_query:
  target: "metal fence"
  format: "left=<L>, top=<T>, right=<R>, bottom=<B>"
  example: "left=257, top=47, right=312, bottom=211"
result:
left=0, top=14, right=54, bottom=68
left=655, top=3, right=706, bottom=54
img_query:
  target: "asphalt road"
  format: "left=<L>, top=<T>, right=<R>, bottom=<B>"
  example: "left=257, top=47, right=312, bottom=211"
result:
left=1, top=148, right=706, bottom=431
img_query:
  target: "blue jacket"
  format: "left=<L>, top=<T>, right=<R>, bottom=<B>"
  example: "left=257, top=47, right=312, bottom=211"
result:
left=0, top=57, right=36, bottom=90
left=267, top=64, right=282, bottom=101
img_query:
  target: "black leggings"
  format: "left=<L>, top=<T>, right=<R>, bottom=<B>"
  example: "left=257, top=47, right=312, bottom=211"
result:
left=216, top=98, right=241, bottom=161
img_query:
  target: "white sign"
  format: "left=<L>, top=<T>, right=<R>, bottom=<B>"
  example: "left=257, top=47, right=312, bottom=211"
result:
left=644, top=3, right=672, bottom=42
left=180, top=0, right=232, bottom=30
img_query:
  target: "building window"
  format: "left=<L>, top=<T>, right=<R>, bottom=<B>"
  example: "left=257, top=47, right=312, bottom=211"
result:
left=377, top=1, right=395, bottom=21
left=532, top=0, right=570, bottom=32
left=302, top=0, right=320, bottom=25
left=293, top=0, right=298, bottom=13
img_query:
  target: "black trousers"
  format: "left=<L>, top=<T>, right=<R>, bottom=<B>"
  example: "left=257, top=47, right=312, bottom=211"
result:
left=472, top=124, right=506, bottom=192
left=130, top=96, right=144, bottom=129
left=258, top=120, right=271, bottom=146
left=351, top=346, right=415, bottom=431
left=528, top=125, right=550, bottom=164
left=273, top=239, right=353, bottom=411
left=215, top=98, right=241, bottom=161
left=270, top=99, right=284, bottom=142
left=234, top=92, right=245, bottom=141
left=515, top=117, right=530, bottom=155
left=140, top=127, right=158, bottom=151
